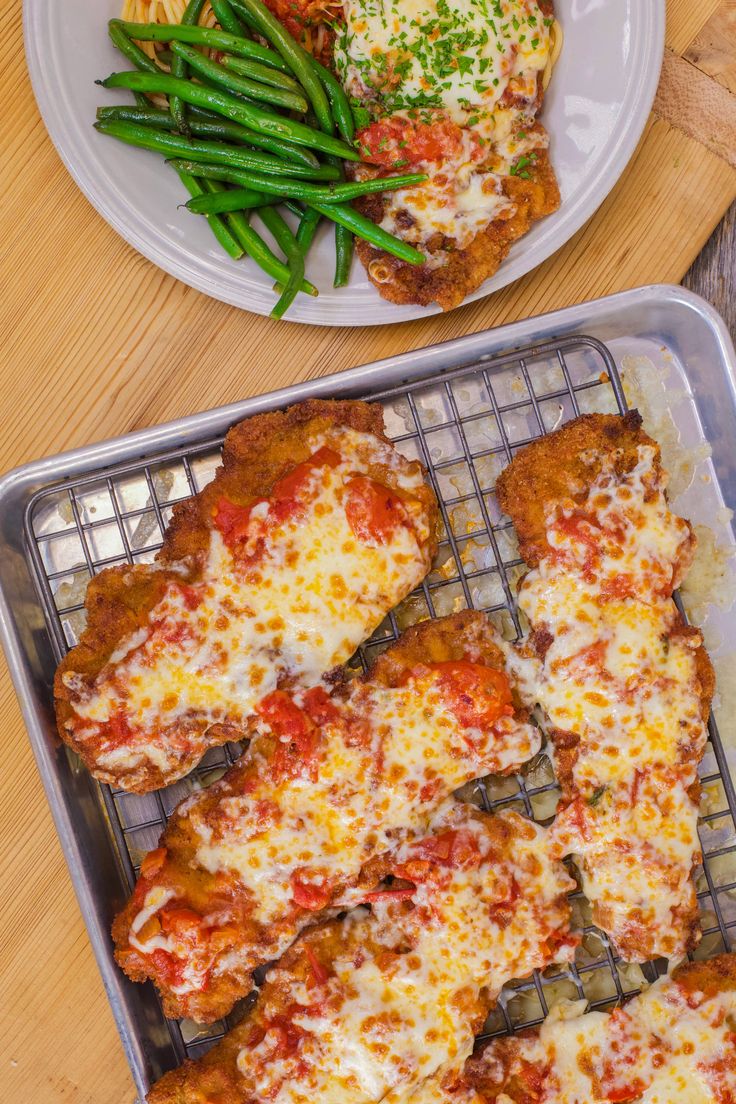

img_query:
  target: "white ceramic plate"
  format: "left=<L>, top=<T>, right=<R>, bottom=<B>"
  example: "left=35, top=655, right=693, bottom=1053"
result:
left=24, top=0, right=664, bottom=326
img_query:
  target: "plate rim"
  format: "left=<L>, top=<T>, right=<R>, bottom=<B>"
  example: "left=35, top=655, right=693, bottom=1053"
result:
left=23, top=0, right=666, bottom=327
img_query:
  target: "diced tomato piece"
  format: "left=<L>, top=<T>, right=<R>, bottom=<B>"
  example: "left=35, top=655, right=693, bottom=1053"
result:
left=140, top=847, right=168, bottom=879
left=357, top=113, right=483, bottom=169
left=270, top=446, right=342, bottom=525
left=430, top=661, right=514, bottom=729
left=160, top=907, right=203, bottom=936
left=150, top=947, right=187, bottom=989
left=214, top=496, right=260, bottom=545
left=258, top=690, right=311, bottom=740
left=258, top=690, right=321, bottom=782
left=290, top=870, right=332, bottom=911
left=344, top=475, right=411, bottom=544
left=300, top=685, right=341, bottom=727
left=303, top=944, right=330, bottom=986
left=396, top=827, right=483, bottom=879
left=263, top=1011, right=307, bottom=1059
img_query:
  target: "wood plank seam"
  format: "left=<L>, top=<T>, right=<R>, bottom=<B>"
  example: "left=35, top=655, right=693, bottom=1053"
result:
left=654, top=48, right=736, bottom=168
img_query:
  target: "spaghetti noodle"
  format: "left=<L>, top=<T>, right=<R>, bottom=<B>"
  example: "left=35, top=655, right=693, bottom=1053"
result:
left=543, top=19, right=563, bottom=90
left=120, top=0, right=217, bottom=58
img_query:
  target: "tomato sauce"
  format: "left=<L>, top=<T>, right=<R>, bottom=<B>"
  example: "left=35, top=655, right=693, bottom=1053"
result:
left=357, top=113, right=483, bottom=170
left=344, top=475, right=411, bottom=544
left=430, top=661, right=514, bottom=729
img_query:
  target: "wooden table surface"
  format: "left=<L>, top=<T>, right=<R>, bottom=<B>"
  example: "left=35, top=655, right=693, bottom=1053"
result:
left=1, top=1, right=735, bottom=1101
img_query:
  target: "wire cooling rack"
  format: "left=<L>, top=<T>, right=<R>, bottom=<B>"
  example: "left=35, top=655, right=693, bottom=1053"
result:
left=24, top=335, right=736, bottom=1062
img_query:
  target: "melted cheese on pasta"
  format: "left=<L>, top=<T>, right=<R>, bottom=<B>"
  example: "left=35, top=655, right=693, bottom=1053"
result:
left=509, top=445, right=706, bottom=960
left=232, top=803, right=575, bottom=1104
left=335, top=0, right=551, bottom=121
left=472, top=969, right=736, bottom=1104
left=125, top=662, right=540, bottom=999
left=60, top=427, right=432, bottom=782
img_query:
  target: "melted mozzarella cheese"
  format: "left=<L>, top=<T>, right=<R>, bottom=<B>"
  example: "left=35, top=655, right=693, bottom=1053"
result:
left=335, top=0, right=551, bottom=120
left=473, top=970, right=736, bottom=1104
left=232, top=804, right=575, bottom=1104
left=61, top=427, right=432, bottom=779
left=371, top=121, right=546, bottom=265
left=509, top=444, right=707, bottom=959
left=128, top=669, right=540, bottom=995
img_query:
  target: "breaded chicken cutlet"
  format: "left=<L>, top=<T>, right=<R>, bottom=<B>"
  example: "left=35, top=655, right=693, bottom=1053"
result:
left=496, top=412, right=714, bottom=961
left=55, top=399, right=438, bottom=793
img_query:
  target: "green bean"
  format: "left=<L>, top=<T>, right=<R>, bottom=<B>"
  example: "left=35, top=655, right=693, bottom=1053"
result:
left=229, top=0, right=333, bottom=135
left=201, top=179, right=317, bottom=295
left=308, top=201, right=425, bottom=265
left=177, top=170, right=243, bottom=259
left=257, top=206, right=305, bottom=319
left=96, top=104, right=320, bottom=167
left=115, top=21, right=290, bottom=72
left=178, top=165, right=426, bottom=205
left=107, top=24, right=162, bottom=109
left=296, top=206, right=321, bottom=252
left=100, top=72, right=360, bottom=159
left=210, top=0, right=250, bottom=38
left=283, top=199, right=306, bottom=219
left=333, top=219, right=353, bottom=286
left=325, top=154, right=354, bottom=287
left=170, top=41, right=308, bottom=114
left=195, top=180, right=270, bottom=207
left=108, top=20, right=162, bottom=75
left=311, top=58, right=355, bottom=143
left=94, top=119, right=340, bottom=180
left=171, top=0, right=208, bottom=136
left=219, top=54, right=302, bottom=95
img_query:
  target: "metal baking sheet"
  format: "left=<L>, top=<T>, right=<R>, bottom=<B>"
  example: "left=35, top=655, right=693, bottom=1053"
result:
left=1, top=284, right=735, bottom=1101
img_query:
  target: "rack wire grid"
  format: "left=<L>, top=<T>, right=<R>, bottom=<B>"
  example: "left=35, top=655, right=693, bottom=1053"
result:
left=24, top=333, right=736, bottom=1063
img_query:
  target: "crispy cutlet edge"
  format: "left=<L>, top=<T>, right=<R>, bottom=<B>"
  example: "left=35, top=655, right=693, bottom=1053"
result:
left=54, top=399, right=440, bottom=780
left=112, top=609, right=514, bottom=1020
left=366, top=608, right=506, bottom=684
left=495, top=411, right=649, bottom=568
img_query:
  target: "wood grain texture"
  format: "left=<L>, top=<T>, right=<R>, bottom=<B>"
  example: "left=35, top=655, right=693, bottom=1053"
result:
left=0, top=1, right=735, bottom=1103
left=684, top=0, right=736, bottom=94
left=684, top=200, right=736, bottom=336
left=666, top=0, right=723, bottom=54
